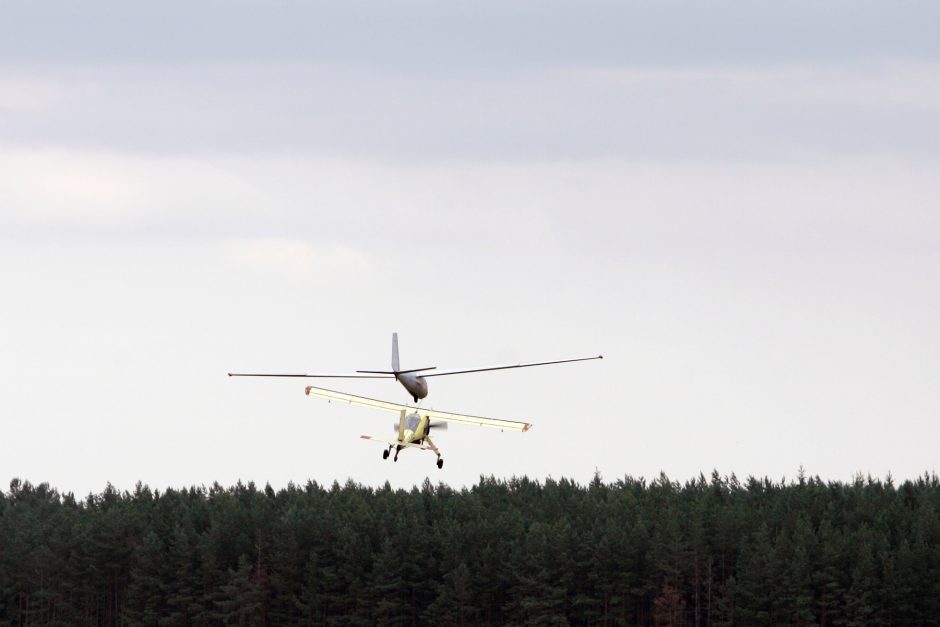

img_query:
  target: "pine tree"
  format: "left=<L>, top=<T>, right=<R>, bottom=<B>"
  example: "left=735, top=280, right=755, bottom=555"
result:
left=295, top=549, right=324, bottom=624
left=777, top=515, right=816, bottom=625
left=844, top=530, right=877, bottom=626
left=216, top=555, right=265, bottom=626
left=504, top=521, right=569, bottom=625
left=734, top=523, right=775, bottom=624
left=814, top=518, right=847, bottom=626
left=125, top=530, right=166, bottom=625
left=162, top=523, right=202, bottom=625
left=371, top=537, right=411, bottom=626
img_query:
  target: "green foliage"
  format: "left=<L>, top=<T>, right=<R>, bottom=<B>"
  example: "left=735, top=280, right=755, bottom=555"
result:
left=0, top=473, right=939, bottom=625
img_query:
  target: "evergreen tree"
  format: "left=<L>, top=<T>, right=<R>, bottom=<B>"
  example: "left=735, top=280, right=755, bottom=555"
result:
left=424, top=561, right=477, bottom=626
left=371, top=537, right=411, bottom=626
left=125, top=530, right=166, bottom=625
left=504, top=521, right=569, bottom=625
left=216, top=555, right=265, bottom=626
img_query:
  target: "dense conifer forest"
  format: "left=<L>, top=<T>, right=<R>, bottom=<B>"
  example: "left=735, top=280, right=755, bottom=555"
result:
left=1, top=472, right=939, bottom=626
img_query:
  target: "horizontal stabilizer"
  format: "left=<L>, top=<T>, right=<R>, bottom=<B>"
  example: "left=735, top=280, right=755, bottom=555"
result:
left=229, top=372, right=394, bottom=379
left=356, top=366, right=436, bottom=375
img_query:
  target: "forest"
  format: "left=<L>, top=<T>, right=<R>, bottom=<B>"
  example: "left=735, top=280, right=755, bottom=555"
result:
left=1, top=471, right=939, bottom=626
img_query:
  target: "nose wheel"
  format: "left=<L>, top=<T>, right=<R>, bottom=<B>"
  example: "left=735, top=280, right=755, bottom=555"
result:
left=436, top=457, right=444, bottom=469
left=382, top=449, right=389, bottom=460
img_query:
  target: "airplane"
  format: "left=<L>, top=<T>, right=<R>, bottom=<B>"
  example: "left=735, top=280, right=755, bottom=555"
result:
left=229, top=333, right=602, bottom=468
left=228, top=332, right=602, bottom=403
left=301, top=384, right=534, bottom=469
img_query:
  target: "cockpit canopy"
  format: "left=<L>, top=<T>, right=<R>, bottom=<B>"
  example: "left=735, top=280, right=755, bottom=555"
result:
left=405, top=412, right=422, bottom=432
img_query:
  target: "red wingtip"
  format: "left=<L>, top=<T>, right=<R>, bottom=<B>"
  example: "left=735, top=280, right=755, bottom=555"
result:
left=305, top=386, right=312, bottom=395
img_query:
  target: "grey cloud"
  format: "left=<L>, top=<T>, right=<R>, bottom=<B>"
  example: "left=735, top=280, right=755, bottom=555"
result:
left=2, top=62, right=939, bottom=161
left=2, top=1, right=939, bottom=70
left=3, top=151, right=938, bottom=259
left=4, top=1, right=939, bottom=162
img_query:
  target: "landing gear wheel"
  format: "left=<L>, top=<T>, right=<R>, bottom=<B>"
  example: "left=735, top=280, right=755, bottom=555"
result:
left=437, top=458, right=444, bottom=469
left=382, top=449, right=389, bottom=460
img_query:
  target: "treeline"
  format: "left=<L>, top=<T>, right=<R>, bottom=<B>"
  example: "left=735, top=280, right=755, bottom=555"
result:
left=1, top=472, right=939, bottom=626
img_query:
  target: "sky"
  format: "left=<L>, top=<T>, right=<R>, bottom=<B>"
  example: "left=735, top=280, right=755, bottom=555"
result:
left=2, top=1, right=939, bottom=496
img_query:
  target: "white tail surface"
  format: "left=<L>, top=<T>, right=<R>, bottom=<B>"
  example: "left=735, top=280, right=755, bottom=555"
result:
left=392, top=332, right=400, bottom=372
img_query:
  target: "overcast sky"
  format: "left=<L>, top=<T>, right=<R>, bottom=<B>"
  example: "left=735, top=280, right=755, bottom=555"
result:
left=2, top=1, right=939, bottom=495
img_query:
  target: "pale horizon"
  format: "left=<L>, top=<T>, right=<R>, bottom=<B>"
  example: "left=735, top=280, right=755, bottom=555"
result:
left=2, top=0, right=939, bottom=495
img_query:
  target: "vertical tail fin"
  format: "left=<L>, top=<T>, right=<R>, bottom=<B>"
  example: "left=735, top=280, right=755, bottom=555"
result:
left=391, top=332, right=400, bottom=372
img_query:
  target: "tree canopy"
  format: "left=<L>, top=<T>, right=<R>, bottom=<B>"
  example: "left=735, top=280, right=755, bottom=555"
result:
left=1, top=471, right=938, bottom=625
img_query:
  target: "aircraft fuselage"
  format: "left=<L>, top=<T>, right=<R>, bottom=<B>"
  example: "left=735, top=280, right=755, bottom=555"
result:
left=396, top=372, right=428, bottom=402
left=384, top=410, right=441, bottom=466
left=400, top=410, right=429, bottom=444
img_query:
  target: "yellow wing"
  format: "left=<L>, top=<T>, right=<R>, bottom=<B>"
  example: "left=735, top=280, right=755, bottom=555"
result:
left=304, top=385, right=532, bottom=432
